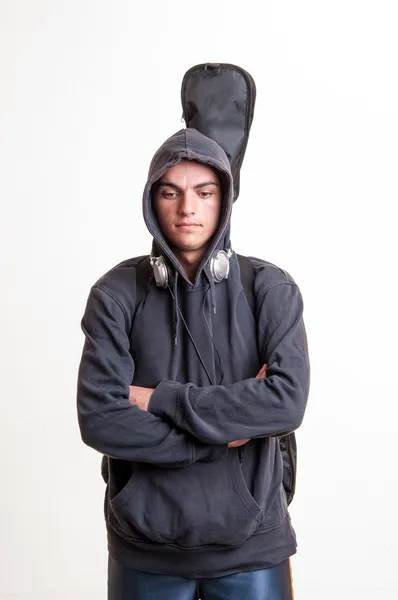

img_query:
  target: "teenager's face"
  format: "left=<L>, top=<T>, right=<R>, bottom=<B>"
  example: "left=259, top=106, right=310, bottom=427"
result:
left=153, top=160, right=222, bottom=256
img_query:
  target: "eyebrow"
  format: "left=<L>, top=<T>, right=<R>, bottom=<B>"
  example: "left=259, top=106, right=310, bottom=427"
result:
left=158, top=180, right=219, bottom=191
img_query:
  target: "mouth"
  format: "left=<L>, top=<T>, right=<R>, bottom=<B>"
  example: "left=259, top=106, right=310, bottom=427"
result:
left=176, top=223, right=202, bottom=229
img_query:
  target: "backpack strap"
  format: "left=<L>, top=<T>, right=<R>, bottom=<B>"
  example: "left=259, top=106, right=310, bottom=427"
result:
left=135, top=256, right=152, bottom=309
left=236, top=253, right=297, bottom=505
left=236, top=254, right=256, bottom=317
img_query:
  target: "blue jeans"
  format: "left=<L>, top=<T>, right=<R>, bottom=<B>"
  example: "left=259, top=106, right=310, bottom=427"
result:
left=108, top=555, right=293, bottom=600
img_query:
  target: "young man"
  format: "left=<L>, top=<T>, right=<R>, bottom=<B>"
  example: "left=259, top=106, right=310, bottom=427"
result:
left=77, top=128, right=310, bottom=600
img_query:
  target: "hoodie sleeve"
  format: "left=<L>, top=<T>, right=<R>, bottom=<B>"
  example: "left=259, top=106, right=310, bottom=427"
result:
left=77, top=285, right=227, bottom=466
left=148, top=281, right=310, bottom=444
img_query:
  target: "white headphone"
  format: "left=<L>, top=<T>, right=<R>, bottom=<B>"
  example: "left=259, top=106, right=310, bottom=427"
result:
left=150, top=247, right=233, bottom=288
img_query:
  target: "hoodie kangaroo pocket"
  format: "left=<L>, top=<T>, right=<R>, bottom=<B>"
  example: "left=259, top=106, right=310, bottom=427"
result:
left=110, top=450, right=262, bottom=548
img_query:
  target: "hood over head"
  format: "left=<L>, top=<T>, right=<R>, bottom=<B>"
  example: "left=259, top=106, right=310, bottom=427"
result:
left=142, top=128, right=234, bottom=286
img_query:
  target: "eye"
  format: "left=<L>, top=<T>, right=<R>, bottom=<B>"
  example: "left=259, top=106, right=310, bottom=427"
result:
left=199, top=191, right=213, bottom=199
left=162, top=191, right=178, bottom=199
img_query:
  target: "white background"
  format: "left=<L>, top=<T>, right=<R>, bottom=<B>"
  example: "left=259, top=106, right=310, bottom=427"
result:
left=1, top=1, right=397, bottom=599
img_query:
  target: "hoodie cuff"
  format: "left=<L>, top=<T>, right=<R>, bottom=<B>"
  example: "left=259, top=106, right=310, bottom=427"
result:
left=149, top=379, right=182, bottom=423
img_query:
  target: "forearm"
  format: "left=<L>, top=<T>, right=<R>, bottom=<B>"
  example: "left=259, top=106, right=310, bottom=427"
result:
left=148, top=364, right=307, bottom=444
left=78, top=397, right=226, bottom=466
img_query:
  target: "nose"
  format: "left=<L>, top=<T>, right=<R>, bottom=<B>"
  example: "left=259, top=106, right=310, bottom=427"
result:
left=178, top=190, right=197, bottom=216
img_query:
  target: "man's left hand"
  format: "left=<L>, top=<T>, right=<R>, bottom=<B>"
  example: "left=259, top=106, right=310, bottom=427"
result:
left=129, top=385, right=154, bottom=411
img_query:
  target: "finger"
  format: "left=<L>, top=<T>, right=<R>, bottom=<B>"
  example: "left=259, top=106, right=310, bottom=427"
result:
left=228, top=439, right=249, bottom=448
left=257, top=363, right=268, bottom=378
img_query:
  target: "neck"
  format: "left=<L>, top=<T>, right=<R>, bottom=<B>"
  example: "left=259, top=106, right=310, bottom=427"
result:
left=173, top=248, right=206, bottom=282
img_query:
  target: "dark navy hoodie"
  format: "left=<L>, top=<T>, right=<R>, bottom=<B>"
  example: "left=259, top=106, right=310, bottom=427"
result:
left=77, top=128, right=310, bottom=578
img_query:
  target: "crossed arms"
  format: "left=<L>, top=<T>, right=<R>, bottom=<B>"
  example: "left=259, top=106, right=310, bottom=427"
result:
left=77, top=281, right=310, bottom=467
left=129, top=363, right=268, bottom=449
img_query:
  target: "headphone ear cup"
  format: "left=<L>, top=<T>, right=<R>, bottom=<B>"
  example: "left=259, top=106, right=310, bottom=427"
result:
left=151, top=255, right=170, bottom=288
left=210, top=250, right=231, bottom=282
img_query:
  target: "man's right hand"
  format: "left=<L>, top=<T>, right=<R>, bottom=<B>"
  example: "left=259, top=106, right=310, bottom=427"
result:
left=227, top=363, right=267, bottom=448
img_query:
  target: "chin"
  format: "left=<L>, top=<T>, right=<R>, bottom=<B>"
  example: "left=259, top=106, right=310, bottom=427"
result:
left=171, top=236, right=204, bottom=250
